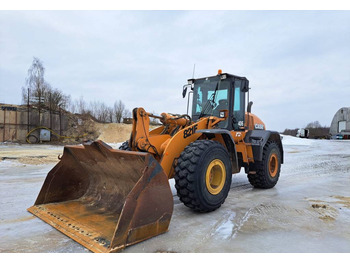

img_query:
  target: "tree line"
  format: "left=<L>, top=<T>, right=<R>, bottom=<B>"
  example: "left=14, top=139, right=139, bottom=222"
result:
left=68, top=96, right=131, bottom=123
left=21, top=57, right=131, bottom=123
left=282, top=120, right=330, bottom=139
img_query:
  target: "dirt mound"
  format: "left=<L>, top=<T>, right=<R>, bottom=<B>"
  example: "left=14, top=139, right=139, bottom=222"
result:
left=63, top=113, right=99, bottom=143
left=94, top=123, right=132, bottom=143
left=60, top=114, right=131, bottom=144
left=93, top=123, right=160, bottom=144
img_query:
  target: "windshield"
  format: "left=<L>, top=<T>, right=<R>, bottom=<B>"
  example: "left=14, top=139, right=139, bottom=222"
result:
left=192, top=77, right=230, bottom=128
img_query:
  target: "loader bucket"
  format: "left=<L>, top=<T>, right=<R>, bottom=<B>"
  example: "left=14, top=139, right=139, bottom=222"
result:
left=27, top=140, right=173, bottom=253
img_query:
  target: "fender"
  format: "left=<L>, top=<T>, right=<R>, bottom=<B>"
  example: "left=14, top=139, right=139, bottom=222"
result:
left=196, top=129, right=240, bottom=173
left=244, top=130, right=284, bottom=163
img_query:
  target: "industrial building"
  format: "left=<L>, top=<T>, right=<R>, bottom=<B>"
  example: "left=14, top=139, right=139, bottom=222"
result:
left=330, top=107, right=350, bottom=139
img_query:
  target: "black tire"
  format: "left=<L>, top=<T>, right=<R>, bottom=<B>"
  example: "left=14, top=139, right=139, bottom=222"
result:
left=248, top=141, right=281, bottom=189
left=119, top=140, right=131, bottom=151
left=27, top=134, right=39, bottom=144
left=174, top=140, right=232, bottom=212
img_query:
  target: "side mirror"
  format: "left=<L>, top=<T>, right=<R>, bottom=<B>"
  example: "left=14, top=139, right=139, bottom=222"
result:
left=182, top=84, right=193, bottom=98
left=247, top=101, right=253, bottom=113
left=182, top=85, right=188, bottom=98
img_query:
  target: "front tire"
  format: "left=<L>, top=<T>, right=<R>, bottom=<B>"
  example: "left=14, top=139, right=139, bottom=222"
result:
left=174, top=140, right=232, bottom=212
left=119, top=140, right=131, bottom=151
left=248, top=141, right=281, bottom=189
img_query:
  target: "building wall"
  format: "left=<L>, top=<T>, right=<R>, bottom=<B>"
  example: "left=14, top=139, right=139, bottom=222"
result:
left=330, top=107, right=350, bottom=135
left=0, top=104, right=67, bottom=143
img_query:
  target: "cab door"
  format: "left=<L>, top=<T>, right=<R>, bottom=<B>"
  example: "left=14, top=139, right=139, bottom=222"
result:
left=231, top=78, right=247, bottom=131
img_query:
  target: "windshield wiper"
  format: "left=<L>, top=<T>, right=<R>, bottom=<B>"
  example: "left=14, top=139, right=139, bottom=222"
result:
left=198, top=81, right=220, bottom=119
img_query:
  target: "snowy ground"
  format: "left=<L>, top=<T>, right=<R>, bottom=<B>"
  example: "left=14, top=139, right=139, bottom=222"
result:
left=0, top=136, right=350, bottom=253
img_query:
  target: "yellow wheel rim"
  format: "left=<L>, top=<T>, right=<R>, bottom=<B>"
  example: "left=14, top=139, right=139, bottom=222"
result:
left=205, top=159, right=226, bottom=195
left=269, top=153, right=278, bottom=178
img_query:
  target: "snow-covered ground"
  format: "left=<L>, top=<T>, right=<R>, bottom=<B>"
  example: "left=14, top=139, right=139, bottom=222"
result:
left=0, top=136, right=350, bottom=253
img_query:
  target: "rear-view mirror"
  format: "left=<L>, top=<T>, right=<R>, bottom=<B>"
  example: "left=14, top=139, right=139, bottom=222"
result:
left=182, top=85, right=188, bottom=98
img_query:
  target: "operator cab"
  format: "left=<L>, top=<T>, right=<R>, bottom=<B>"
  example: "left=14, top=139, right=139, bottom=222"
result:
left=184, top=71, right=249, bottom=131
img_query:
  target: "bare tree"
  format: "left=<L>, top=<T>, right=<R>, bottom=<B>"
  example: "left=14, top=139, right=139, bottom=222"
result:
left=88, top=100, right=98, bottom=117
left=66, top=96, right=132, bottom=124
left=68, top=99, right=76, bottom=113
left=22, top=57, right=46, bottom=106
left=107, top=107, right=114, bottom=123
left=77, top=96, right=87, bottom=114
left=21, top=86, right=29, bottom=105
left=22, top=57, right=47, bottom=125
left=26, top=58, right=45, bottom=95
left=114, top=100, right=125, bottom=123
left=98, top=102, right=110, bottom=122
left=306, top=121, right=322, bottom=129
left=22, top=57, right=70, bottom=111
left=88, top=100, right=112, bottom=122
left=122, top=108, right=131, bottom=120
left=43, top=85, right=70, bottom=111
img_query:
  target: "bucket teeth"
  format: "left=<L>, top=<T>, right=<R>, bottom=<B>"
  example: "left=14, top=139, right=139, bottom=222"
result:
left=28, top=140, right=173, bottom=253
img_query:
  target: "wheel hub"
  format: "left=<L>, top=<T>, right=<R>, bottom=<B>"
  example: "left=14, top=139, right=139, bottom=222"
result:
left=205, top=159, right=226, bottom=195
left=269, top=153, right=278, bottom=177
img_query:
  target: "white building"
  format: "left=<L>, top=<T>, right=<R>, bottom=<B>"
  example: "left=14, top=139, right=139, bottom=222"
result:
left=330, top=107, right=350, bottom=139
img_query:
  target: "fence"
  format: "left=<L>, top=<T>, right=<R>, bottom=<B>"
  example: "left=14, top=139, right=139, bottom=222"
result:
left=0, top=104, right=67, bottom=143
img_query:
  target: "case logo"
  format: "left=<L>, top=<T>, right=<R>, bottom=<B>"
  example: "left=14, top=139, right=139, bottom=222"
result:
left=254, top=124, right=264, bottom=130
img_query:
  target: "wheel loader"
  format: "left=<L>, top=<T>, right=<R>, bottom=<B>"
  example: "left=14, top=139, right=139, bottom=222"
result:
left=28, top=70, right=283, bottom=253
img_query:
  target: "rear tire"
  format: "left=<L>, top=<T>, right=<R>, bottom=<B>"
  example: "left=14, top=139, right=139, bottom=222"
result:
left=174, top=140, right=232, bottom=212
left=248, top=141, right=281, bottom=189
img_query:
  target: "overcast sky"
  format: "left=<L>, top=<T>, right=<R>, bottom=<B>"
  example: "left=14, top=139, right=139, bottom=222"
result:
left=0, top=10, right=349, bottom=131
